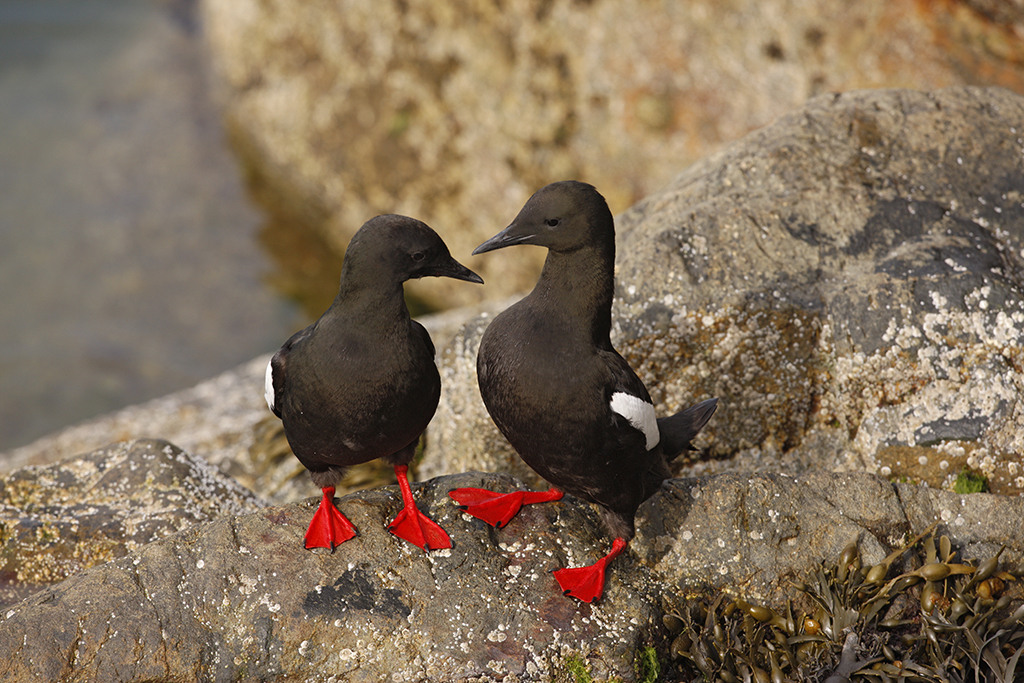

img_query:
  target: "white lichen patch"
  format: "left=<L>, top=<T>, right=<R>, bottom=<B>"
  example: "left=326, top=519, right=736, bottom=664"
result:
left=815, top=291, right=1024, bottom=488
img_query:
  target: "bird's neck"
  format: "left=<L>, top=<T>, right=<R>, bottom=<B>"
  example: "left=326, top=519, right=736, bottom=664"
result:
left=533, top=242, right=615, bottom=346
left=332, top=279, right=410, bottom=328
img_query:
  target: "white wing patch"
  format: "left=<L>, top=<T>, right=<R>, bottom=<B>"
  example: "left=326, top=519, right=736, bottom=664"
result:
left=610, top=392, right=659, bottom=450
left=264, top=359, right=275, bottom=412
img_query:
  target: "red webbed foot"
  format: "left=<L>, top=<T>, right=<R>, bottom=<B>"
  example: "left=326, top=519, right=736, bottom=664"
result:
left=388, top=465, right=452, bottom=551
left=552, top=537, right=628, bottom=603
left=447, top=487, right=563, bottom=528
left=304, top=487, right=357, bottom=550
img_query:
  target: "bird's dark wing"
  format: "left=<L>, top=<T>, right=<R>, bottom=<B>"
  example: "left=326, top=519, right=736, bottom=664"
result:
left=411, top=319, right=435, bottom=358
left=267, top=325, right=314, bottom=419
left=601, top=349, right=653, bottom=403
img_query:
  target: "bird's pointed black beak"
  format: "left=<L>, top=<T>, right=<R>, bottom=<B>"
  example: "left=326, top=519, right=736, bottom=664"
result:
left=472, top=222, right=536, bottom=255
left=430, top=256, right=484, bottom=284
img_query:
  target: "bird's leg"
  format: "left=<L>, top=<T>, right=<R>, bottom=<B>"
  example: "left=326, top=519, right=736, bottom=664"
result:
left=552, top=537, right=627, bottom=603
left=447, top=486, right=563, bottom=528
left=304, top=486, right=357, bottom=550
left=387, top=464, right=452, bottom=551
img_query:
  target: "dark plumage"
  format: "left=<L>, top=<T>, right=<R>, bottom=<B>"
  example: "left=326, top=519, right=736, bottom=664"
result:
left=266, top=214, right=482, bottom=551
left=449, top=181, right=717, bottom=601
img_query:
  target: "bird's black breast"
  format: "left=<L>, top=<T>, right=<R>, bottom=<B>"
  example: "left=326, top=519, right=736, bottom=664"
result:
left=476, top=302, right=658, bottom=520
left=277, top=316, right=439, bottom=471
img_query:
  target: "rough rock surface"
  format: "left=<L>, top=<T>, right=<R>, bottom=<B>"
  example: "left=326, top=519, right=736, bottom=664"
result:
left=423, top=86, right=1024, bottom=496
left=0, top=439, right=266, bottom=609
left=200, top=0, right=1024, bottom=308
left=0, top=471, right=662, bottom=683
left=1, top=465, right=1021, bottom=682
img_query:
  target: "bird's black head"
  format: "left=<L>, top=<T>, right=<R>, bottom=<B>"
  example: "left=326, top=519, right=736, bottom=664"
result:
left=346, top=214, right=483, bottom=285
left=473, top=181, right=614, bottom=255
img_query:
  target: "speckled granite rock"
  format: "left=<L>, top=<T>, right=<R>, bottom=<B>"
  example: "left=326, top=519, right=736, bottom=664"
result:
left=423, top=87, right=1024, bottom=495
left=0, top=471, right=663, bottom=683
left=2, top=465, right=1021, bottom=682
left=0, top=439, right=266, bottom=609
left=200, top=0, right=1024, bottom=310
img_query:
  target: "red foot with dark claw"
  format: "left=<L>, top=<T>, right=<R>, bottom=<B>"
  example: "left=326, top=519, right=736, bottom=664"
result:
left=553, top=537, right=628, bottom=603
left=447, top=487, right=563, bottom=528
left=304, top=487, right=357, bottom=550
left=388, top=465, right=452, bottom=551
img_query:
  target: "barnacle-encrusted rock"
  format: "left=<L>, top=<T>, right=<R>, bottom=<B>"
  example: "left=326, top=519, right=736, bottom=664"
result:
left=0, top=471, right=661, bottom=683
left=423, top=86, right=1024, bottom=493
left=0, top=439, right=266, bottom=609
left=633, top=470, right=1024, bottom=606
left=5, top=84, right=1024, bottom=680
left=1, top=460, right=1022, bottom=681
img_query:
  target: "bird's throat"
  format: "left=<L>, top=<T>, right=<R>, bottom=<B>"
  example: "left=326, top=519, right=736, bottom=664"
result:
left=534, top=245, right=615, bottom=345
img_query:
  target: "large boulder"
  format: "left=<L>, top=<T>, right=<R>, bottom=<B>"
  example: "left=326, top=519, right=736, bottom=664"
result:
left=5, top=85, right=1024, bottom=678
left=0, top=471, right=663, bottom=683
left=199, top=0, right=1024, bottom=308
left=423, top=86, right=1024, bottom=497
left=1, top=464, right=1021, bottom=682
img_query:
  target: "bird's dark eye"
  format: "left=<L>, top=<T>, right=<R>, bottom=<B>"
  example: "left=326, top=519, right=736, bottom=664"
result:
left=412, top=251, right=426, bottom=262
left=545, top=218, right=560, bottom=227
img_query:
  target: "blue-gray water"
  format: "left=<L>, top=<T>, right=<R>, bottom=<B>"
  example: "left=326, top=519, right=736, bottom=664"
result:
left=0, top=0, right=303, bottom=452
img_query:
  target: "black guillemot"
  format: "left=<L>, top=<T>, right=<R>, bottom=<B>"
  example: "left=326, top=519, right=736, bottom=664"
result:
left=266, top=214, right=482, bottom=551
left=449, top=181, right=717, bottom=602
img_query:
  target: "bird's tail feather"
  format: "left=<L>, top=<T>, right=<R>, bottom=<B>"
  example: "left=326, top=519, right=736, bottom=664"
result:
left=657, top=397, right=719, bottom=460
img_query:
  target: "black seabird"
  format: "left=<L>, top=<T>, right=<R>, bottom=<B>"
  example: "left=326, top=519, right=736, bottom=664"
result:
left=449, top=181, right=717, bottom=601
left=266, top=214, right=483, bottom=551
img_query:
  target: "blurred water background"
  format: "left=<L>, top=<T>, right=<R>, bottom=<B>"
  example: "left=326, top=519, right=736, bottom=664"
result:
left=0, top=0, right=303, bottom=452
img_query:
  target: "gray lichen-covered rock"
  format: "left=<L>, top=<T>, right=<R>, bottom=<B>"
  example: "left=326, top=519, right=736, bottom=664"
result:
left=423, top=87, right=1024, bottom=495
left=1, top=464, right=1021, bottom=682
left=0, top=471, right=662, bottom=683
left=200, top=0, right=1024, bottom=310
left=0, top=439, right=266, bottom=609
